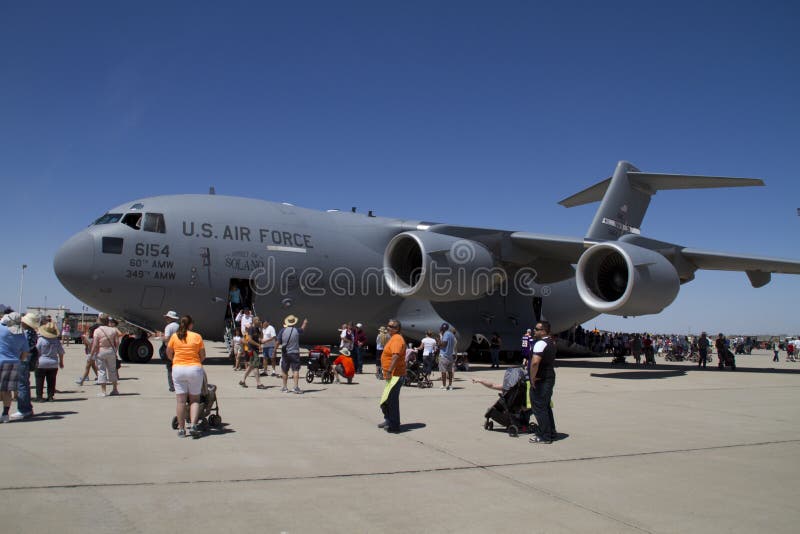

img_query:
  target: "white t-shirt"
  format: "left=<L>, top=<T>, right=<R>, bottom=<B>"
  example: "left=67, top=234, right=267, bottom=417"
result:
left=420, top=336, right=437, bottom=356
left=262, top=325, right=276, bottom=347
left=240, top=314, right=253, bottom=335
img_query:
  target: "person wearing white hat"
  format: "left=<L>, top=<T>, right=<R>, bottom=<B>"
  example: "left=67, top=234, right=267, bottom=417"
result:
left=160, top=311, right=180, bottom=392
left=0, top=313, right=31, bottom=422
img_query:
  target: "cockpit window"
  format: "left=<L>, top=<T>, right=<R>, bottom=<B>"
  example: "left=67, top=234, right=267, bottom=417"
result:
left=143, top=213, right=166, bottom=233
left=121, top=212, right=142, bottom=230
left=93, top=213, right=122, bottom=225
left=130, top=203, right=144, bottom=210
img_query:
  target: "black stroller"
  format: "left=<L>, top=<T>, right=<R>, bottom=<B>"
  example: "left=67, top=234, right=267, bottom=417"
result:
left=306, top=345, right=335, bottom=384
left=718, top=348, right=737, bottom=370
left=484, top=368, right=531, bottom=437
left=404, top=351, right=433, bottom=388
left=170, top=371, right=222, bottom=432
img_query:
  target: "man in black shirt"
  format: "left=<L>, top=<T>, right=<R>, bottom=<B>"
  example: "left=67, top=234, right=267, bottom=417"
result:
left=528, top=321, right=557, bottom=444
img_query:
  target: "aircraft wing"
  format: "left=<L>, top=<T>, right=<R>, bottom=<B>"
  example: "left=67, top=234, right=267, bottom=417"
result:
left=680, top=248, right=800, bottom=288
left=508, top=232, right=589, bottom=263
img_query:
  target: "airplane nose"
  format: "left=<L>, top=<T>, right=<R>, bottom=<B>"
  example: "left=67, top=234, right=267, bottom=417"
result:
left=54, top=232, right=95, bottom=296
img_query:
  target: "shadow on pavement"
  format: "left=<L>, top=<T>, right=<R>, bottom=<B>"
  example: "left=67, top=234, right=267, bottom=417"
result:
left=19, top=411, right=78, bottom=421
left=591, top=370, right=687, bottom=380
left=557, top=360, right=800, bottom=375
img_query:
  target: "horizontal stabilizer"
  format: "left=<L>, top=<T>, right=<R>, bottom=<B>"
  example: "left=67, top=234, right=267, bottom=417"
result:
left=560, top=172, right=763, bottom=208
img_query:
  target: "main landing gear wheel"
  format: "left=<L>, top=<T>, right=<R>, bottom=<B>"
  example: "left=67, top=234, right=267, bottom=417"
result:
left=118, top=337, right=132, bottom=362
left=127, top=338, right=154, bottom=363
left=306, top=371, right=314, bottom=383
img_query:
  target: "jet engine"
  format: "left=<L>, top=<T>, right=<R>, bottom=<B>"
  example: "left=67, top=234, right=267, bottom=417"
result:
left=383, top=231, right=500, bottom=301
left=576, top=241, right=679, bottom=316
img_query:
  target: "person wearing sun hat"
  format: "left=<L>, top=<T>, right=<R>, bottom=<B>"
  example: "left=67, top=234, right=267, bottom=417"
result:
left=0, top=313, right=31, bottom=423
left=275, top=314, right=308, bottom=394
left=12, top=312, right=42, bottom=420
left=34, top=322, right=65, bottom=402
left=332, top=347, right=355, bottom=384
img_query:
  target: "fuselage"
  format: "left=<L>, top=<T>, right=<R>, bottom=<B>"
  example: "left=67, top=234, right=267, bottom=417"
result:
left=54, top=194, right=598, bottom=350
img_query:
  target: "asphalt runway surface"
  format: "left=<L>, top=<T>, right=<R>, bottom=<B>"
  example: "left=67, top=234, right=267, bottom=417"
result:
left=1, top=344, right=799, bottom=533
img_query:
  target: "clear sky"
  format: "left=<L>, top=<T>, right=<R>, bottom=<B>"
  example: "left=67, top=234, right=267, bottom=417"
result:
left=1, top=1, right=798, bottom=335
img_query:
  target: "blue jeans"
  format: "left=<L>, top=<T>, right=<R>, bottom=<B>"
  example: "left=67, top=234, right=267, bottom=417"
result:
left=381, top=376, right=404, bottom=430
left=531, top=375, right=556, bottom=440
left=490, top=348, right=500, bottom=367
left=17, top=359, right=32, bottom=415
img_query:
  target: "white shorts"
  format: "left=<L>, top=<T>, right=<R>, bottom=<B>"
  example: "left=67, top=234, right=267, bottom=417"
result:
left=172, top=365, right=204, bottom=396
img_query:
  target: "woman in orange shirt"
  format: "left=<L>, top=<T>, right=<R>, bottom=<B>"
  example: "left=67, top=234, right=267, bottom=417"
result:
left=166, top=315, right=206, bottom=438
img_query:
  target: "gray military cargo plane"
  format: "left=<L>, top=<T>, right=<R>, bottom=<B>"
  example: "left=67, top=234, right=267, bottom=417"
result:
left=54, top=161, right=800, bottom=362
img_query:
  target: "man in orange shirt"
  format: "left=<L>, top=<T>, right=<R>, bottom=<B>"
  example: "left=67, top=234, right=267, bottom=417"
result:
left=332, top=348, right=355, bottom=384
left=378, top=319, right=406, bottom=433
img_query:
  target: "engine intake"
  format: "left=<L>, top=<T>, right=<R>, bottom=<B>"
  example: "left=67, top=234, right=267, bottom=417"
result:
left=576, top=241, right=679, bottom=316
left=383, top=231, right=500, bottom=301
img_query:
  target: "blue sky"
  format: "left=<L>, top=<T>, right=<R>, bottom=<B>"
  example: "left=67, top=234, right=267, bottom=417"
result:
left=1, top=1, right=798, bottom=335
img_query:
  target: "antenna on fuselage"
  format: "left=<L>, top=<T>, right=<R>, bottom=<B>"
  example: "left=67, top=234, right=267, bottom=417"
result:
left=209, top=186, right=216, bottom=195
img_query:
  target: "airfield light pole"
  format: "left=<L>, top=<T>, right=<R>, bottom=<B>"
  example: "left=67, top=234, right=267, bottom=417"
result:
left=18, top=264, right=27, bottom=312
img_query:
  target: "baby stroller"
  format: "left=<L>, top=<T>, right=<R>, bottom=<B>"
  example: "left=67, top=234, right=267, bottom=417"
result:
left=484, top=368, right=531, bottom=437
left=306, top=345, right=335, bottom=384
left=170, top=371, right=222, bottom=432
left=718, top=348, right=736, bottom=370
left=404, top=350, right=433, bottom=388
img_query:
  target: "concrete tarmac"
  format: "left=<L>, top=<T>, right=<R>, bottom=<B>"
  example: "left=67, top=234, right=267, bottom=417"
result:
left=1, top=344, right=799, bottom=533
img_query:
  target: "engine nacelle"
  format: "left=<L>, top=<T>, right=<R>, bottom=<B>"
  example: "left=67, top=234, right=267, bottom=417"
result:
left=383, top=231, right=501, bottom=301
left=576, top=241, right=680, bottom=316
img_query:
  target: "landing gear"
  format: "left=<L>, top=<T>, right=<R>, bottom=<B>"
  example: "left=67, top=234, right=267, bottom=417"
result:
left=127, top=336, right=154, bottom=363
left=118, top=336, right=132, bottom=362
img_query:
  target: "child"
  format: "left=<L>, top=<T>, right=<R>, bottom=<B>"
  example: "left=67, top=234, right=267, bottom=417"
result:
left=233, top=333, right=244, bottom=370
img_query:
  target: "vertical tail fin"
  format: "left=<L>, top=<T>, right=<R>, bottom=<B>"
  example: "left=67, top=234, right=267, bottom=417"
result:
left=558, top=161, right=764, bottom=242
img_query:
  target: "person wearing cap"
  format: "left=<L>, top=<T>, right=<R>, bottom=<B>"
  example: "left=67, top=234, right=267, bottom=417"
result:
left=13, top=312, right=41, bottom=420
left=521, top=328, right=534, bottom=365
left=378, top=319, right=406, bottom=432
left=34, top=323, right=65, bottom=402
left=90, top=314, right=120, bottom=397
left=276, top=315, right=308, bottom=394
left=0, top=313, right=31, bottom=423
left=332, top=348, right=355, bottom=384
left=438, top=323, right=456, bottom=390
left=160, top=311, right=180, bottom=392
left=353, top=323, right=367, bottom=374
